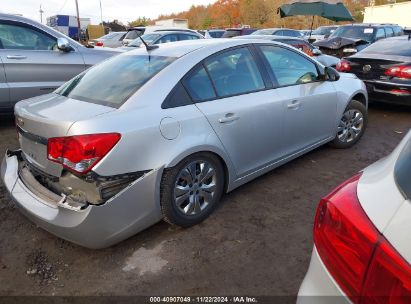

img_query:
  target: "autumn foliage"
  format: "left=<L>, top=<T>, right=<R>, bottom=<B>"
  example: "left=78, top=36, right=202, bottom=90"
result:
left=146, top=0, right=369, bottom=30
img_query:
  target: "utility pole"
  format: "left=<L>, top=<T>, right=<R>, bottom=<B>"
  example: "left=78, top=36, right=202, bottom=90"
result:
left=75, top=0, right=81, bottom=41
left=99, top=0, right=104, bottom=30
left=39, top=5, right=44, bottom=24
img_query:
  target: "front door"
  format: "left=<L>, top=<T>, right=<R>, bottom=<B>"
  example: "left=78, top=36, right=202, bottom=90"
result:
left=0, top=20, right=85, bottom=106
left=257, top=45, right=337, bottom=155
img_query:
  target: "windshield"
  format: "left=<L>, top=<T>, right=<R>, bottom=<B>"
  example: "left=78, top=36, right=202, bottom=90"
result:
left=209, top=31, right=224, bottom=38
left=222, top=30, right=241, bottom=38
left=312, top=27, right=336, bottom=35
left=129, top=33, right=161, bottom=47
left=56, top=54, right=176, bottom=108
left=362, top=38, right=411, bottom=56
left=329, top=26, right=375, bottom=42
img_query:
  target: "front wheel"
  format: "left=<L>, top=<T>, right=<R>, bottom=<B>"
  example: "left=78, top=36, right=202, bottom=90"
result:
left=330, top=100, right=368, bottom=149
left=160, top=153, right=224, bottom=227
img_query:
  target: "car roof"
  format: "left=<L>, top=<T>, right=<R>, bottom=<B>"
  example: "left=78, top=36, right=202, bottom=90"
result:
left=234, top=34, right=305, bottom=41
left=124, top=38, right=281, bottom=58
left=340, top=23, right=399, bottom=27
left=147, top=31, right=199, bottom=36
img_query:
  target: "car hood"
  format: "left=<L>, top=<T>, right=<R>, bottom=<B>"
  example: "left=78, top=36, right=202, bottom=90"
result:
left=314, top=37, right=370, bottom=50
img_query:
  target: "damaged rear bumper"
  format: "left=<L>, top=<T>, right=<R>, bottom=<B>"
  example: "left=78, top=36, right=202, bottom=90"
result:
left=0, top=150, right=163, bottom=249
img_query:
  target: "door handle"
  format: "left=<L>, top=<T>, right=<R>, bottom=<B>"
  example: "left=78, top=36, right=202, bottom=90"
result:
left=7, top=55, right=27, bottom=60
left=287, top=100, right=301, bottom=110
left=219, top=113, right=240, bottom=123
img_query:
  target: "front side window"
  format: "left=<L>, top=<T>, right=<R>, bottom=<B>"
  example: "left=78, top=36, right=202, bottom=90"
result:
left=259, top=45, right=319, bottom=87
left=56, top=54, right=175, bottom=108
left=204, top=47, right=265, bottom=98
left=0, top=22, right=56, bottom=50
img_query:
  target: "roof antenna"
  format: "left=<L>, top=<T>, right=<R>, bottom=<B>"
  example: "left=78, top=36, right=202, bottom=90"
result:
left=137, top=33, right=158, bottom=51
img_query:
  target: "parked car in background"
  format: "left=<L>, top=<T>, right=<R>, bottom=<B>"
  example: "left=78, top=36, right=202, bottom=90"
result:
left=298, top=129, right=411, bottom=303
left=120, top=31, right=203, bottom=50
left=122, top=26, right=145, bottom=46
left=336, top=36, right=411, bottom=106
left=307, top=25, right=338, bottom=43
left=1, top=39, right=368, bottom=248
left=299, top=29, right=311, bottom=37
left=222, top=27, right=257, bottom=38
left=235, top=35, right=340, bottom=67
left=314, top=23, right=404, bottom=58
left=251, top=28, right=304, bottom=38
left=89, top=31, right=126, bottom=48
left=0, top=13, right=122, bottom=113
left=200, top=29, right=225, bottom=39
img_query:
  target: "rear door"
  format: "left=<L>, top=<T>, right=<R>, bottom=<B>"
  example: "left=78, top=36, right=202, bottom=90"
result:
left=184, top=46, right=286, bottom=177
left=0, top=56, right=10, bottom=111
left=0, top=20, right=85, bottom=106
left=256, top=45, right=337, bottom=155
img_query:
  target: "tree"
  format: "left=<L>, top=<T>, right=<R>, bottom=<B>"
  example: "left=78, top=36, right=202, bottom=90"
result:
left=128, top=17, right=152, bottom=27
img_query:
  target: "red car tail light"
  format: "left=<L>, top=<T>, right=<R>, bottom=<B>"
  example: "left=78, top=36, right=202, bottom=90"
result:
left=385, top=65, right=411, bottom=79
left=336, top=59, right=351, bottom=72
left=314, top=173, right=411, bottom=303
left=95, top=41, right=104, bottom=47
left=314, top=174, right=378, bottom=301
left=47, top=133, right=121, bottom=174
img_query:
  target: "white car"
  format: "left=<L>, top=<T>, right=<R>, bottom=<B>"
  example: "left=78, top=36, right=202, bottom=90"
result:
left=298, top=130, right=411, bottom=303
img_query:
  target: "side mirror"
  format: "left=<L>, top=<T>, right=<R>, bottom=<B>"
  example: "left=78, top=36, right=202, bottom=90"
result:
left=312, top=48, right=322, bottom=56
left=57, top=38, right=72, bottom=52
left=325, top=66, right=340, bottom=81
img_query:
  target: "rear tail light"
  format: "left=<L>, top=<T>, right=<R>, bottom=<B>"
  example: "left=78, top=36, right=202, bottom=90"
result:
left=314, top=173, right=411, bottom=303
left=47, top=133, right=121, bottom=174
left=385, top=65, right=411, bottom=79
left=336, top=59, right=351, bottom=72
left=95, top=41, right=104, bottom=47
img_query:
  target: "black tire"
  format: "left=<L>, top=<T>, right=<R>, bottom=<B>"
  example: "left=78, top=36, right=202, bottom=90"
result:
left=330, top=99, right=368, bottom=149
left=160, top=153, right=224, bottom=227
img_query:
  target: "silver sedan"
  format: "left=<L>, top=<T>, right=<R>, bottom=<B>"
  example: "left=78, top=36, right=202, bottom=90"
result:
left=1, top=39, right=368, bottom=248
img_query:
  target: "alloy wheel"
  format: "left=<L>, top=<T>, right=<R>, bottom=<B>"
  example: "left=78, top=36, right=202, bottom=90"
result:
left=337, top=109, right=364, bottom=143
left=174, top=160, right=217, bottom=216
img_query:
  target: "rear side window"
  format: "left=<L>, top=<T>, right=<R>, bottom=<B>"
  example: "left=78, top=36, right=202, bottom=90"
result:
left=184, top=66, right=216, bottom=102
left=178, top=34, right=200, bottom=41
left=56, top=54, right=175, bottom=108
left=375, top=28, right=386, bottom=40
left=204, top=47, right=265, bottom=97
left=259, top=45, right=319, bottom=87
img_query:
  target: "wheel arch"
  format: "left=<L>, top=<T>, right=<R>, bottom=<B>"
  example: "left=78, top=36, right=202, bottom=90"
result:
left=351, top=92, right=368, bottom=109
left=165, top=146, right=235, bottom=193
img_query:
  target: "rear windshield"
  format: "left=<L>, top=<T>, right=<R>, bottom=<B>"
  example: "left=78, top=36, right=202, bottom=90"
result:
left=209, top=31, right=224, bottom=38
left=252, top=29, right=276, bottom=35
left=124, top=29, right=144, bottom=40
left=129, top=33, right=161, bottom=47
left=362, top=38, right=411, bottom=57
left=330, top=26, right=375, bottom=42
left=56, top=54, right=175, bottom=108
left=395, top=136, right=411, bottom=199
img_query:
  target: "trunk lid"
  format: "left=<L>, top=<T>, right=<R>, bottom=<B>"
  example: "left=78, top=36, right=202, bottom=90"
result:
left=15, top=93, right=115, bottom=177
left=346, top=56, right=403, bottom=80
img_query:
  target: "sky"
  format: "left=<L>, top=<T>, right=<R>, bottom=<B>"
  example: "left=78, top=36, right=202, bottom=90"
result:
left=1, top=0, right=216, bottom=25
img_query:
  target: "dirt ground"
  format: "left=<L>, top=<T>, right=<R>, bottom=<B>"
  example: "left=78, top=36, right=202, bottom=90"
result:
left=0, top=103, right=410, bottom=297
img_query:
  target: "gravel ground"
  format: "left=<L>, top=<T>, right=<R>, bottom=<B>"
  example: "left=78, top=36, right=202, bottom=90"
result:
left=0, top=103, right=410, bottom=297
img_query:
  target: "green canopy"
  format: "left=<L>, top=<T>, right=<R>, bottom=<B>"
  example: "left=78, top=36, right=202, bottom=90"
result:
left=278, top=0, right=354, bottom=22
